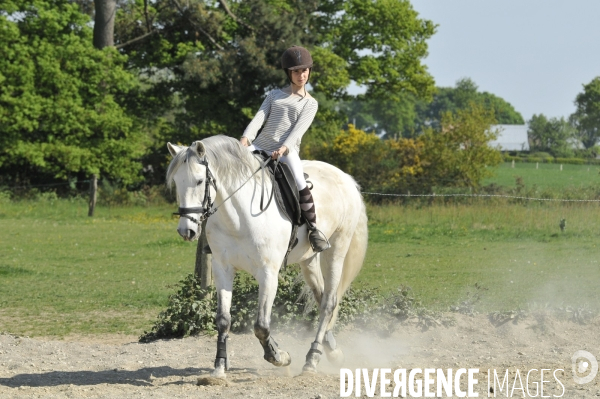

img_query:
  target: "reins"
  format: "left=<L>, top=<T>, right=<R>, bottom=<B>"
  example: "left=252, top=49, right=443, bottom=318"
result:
left=173, top=152, right=278, bottom=225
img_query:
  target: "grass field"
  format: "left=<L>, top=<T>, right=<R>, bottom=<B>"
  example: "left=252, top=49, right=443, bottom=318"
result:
left=359, top=203, right=600, bottom=312
left=483, top=161, right=600, bottom=190
left=1, top=189, right=599, bottom=338
left=0, top=199, right=196, bottom=337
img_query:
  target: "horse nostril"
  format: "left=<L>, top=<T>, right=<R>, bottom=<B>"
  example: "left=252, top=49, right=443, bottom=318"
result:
left=188, top=229, right=196, bottom=239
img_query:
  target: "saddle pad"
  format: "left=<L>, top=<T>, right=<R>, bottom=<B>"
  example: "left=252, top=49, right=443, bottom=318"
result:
left=253, top=151, right=305, bottom=227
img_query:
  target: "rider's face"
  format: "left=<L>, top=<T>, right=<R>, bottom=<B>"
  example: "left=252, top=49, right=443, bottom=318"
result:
left=290, top=68, right=310, bottom=87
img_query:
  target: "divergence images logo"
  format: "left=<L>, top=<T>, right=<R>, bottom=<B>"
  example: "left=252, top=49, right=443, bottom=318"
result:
left=572, top=350, right=598, bottom=385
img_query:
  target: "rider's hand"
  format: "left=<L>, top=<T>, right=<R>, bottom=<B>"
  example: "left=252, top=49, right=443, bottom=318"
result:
left=240, top=137, right=250, bottom=147
left=271, top=145, right=288, bottom=159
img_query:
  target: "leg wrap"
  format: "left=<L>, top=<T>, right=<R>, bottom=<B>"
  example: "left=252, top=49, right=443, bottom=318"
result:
left=214, top=334, right=229, bottom=370
left=216, top=334, right=228, bottom=359
left=308, top=341, right=323, bottom=356
left=303, top=341, right=323, bottom=372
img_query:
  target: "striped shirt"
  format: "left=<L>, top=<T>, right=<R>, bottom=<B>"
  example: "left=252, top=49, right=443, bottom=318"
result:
left=242, top=89, right=318, bottom=153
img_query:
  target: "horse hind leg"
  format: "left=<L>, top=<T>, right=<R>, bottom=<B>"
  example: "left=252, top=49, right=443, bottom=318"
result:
left=302, top=241, right=348, bottom=373
left=299, top=255, right=324, bottom=308
left=255, top=270, right=292, bottom=367
left=300, top=256, right=344, bottom=366
left=304, top=210, right=368, bottom=372
left=324, top=207, right=368, bottom=367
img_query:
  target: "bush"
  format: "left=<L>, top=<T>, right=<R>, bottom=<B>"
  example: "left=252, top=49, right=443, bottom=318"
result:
left=140, top=266, right=317, bottom=342
left=98, top=181, right=171, bottom=207
left=309, top=124, right=425, bottom=195
left=140, top=267, right=456, bottom=342
left=309, top=104, right=502, bottom=196
left=529, top=152, right=552, bottom=158
left=555, top=157, right=586, bottom=165
left=0, top=190, right=12, bottom=204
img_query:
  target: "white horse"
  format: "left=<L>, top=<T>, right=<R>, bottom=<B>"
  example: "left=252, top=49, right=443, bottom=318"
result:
left=166, top=135, right=367, bottom=377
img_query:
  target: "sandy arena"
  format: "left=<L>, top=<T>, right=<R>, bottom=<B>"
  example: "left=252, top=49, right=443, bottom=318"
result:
left=1, top=313, right=599, bottom=398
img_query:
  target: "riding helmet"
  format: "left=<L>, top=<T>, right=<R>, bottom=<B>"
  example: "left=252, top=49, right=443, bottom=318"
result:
left=280, top=46, right=313, bottom=70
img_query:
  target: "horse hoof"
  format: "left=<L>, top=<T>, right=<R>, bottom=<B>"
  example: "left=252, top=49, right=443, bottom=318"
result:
left=303, top=348, right=321, bottom=373
left=302, top=363, right=317, bottom=374
left=326, top=348, right=344, bottom=366
left=278, top=350, right=292, bottom=367
left=210, top=367, right=226, bottom=379
left=267, top=350, right=291, bottom=367
left=211, top=358, right=227, bottom=378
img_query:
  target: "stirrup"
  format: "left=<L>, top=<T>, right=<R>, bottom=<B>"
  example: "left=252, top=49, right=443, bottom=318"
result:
left=308, top=225, right=331, bottom=253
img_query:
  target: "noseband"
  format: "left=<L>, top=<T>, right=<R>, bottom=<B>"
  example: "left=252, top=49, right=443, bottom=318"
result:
left=172, top=158, right=217, bottom=225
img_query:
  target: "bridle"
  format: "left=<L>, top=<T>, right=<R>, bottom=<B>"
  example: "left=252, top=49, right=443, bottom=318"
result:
left=172, top=158, right=218, bottom=225
left=172, top=153, right=277, bottom=226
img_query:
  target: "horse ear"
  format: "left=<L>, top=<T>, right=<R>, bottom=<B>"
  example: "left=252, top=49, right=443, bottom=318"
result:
left=191, top=141, right=206, bottom=158
left=167, top=142, right=184, bottom=157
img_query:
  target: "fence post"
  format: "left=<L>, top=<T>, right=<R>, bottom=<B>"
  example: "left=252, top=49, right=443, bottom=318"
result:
left=88, top=174, right=97, bottom=217
left=511, top=160, right=515, bottom=168
left=536, top=162, right=539, bottom=170
left=560, top=164, right=563, bottom=171
left=195, top=219, right=212, bottom=289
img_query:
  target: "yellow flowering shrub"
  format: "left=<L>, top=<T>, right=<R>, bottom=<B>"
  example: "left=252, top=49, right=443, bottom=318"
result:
left=312, top=124, right=424, bottom=194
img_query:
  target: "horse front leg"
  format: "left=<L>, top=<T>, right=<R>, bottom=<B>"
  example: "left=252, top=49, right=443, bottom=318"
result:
left=255, top=269, right=292, bottom=367
left=211, top=262, right=235, bottom=379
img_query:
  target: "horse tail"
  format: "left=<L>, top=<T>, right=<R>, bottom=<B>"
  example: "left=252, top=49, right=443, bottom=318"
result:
left=327, top=194, right=368, bottom=330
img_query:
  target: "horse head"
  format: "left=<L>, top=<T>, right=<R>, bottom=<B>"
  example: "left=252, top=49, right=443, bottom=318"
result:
left=167, top=140, right=216, bottom=241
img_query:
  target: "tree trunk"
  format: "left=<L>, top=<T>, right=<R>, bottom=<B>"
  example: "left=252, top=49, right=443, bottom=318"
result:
left=93, top=0, right=116, bottom=49
left=88, top=174, right=97, bottom=217
left=194, top=219, right=212, bottom=289
left=90, top=0, right=114, bottom=216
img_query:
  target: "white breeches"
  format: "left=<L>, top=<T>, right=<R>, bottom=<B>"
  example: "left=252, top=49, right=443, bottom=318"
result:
left=248, top=144, right=307, bottom=191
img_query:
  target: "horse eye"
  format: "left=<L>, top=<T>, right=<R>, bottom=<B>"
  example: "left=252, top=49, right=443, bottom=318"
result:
left=196, top=180, right=204, bottom=186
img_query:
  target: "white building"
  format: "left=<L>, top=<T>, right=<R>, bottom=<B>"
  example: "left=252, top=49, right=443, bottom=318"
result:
left=488, top=125, right=530, bottom=152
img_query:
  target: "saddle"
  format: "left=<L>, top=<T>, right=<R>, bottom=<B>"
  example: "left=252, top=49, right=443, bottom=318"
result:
left=253, top=150, right=308, bottom=265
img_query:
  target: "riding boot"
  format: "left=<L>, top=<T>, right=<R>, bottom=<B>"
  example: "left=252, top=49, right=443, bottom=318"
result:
left=299, top=186, right=331, bottom=252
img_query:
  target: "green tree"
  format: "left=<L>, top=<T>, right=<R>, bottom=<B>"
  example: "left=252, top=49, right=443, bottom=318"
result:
left=314, top=0, right=436, bottom=100
left=0, top=0, right=146, bottom=187
left=343, top=77, right=524, bottom=139
left=420, top=103, right=502, bottom=188
left=341, top=94, right=419, bottom=138
left=573, top=77, right=600, bottom=149
left=527, top=114, right=575, bottom=157
left=416, top=78, right=524, bottom=131
left=112, top=0, right=436, bottom=147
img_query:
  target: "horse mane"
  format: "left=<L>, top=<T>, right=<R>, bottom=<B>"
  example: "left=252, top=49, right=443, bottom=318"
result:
left=166, top=135, right=258, bottom=189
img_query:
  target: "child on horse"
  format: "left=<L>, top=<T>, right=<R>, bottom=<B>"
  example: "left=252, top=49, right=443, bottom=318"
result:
left=240, top=46, right=330, bottom=253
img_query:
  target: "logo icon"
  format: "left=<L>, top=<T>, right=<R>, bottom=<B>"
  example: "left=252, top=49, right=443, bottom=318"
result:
left=294, top=50, right=302, bottom=63
left=572, top=350, right=598, bottom=384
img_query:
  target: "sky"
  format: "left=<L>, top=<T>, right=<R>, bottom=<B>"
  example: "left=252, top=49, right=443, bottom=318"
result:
left=406, top=0, right=600, bottom=121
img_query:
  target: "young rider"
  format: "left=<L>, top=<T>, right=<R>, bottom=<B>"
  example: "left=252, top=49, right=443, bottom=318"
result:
left=240, top=46, right=330, bottom=253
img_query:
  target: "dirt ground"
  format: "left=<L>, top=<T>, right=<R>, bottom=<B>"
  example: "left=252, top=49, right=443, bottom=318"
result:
left=1, top=313, right=599, bottom=398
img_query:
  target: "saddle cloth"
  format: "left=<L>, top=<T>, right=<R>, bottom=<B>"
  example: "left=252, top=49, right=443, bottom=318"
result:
left=253, top=150, right=309, bottom=265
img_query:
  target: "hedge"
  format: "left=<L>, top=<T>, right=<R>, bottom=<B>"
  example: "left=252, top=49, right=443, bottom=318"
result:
left=503, top=155, right=600, bottom=165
